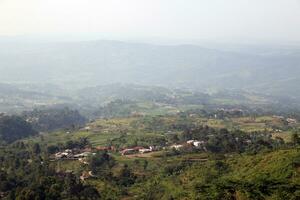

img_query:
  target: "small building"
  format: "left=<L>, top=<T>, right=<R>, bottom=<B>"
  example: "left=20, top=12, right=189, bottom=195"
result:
left=171, top=144, right=184, bottom=150
left=187, top=140, right=195, bottom=145
left=139, top=148, right=152, bottom=154
left=84, top=126, right=91, bottom=132
left=133, top=146, right=145, bottom=151
left=74, top=152, right=93, bottom=158
left=121, top=149, right=136, bottom=155
left=96, top=146, right=110, bottom=151
left=55, top=152, right=69, bottom=159
left=186, top=140, right=205, bottom=147
left=193, top=141, right=205, bottom=147
left=287, top=118, right=297, bottom=124
left=65, top=149, right=72, bottom=153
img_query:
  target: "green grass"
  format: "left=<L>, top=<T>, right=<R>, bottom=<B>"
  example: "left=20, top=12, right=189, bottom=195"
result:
left=225, top=149, right=300, bottom=183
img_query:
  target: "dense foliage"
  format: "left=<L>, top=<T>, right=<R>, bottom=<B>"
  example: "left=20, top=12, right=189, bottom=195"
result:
left=0, top=115, right=37, bottom=144
left=23, top=107, right=86, bottom=131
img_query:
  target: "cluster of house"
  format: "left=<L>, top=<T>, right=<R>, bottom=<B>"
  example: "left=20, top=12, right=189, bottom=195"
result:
left=287, top=118, right=297, bottom=124
left=54, top=148, right=95, bottom=161
left=170, top=140, right=207, bottom=151
left=120, top=146, right=158, bottom=155
left=53, top=146, right=116, bottom=162
left=120, top=140, right=208, bottom=156
left=273, top=115, right=298, bottom=124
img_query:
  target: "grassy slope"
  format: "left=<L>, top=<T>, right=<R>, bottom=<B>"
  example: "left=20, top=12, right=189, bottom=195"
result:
left=128, top=149, right=300, bottom=199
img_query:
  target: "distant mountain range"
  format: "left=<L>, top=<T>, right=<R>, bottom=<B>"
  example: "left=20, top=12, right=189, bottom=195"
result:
left=0, top=40, right=300, bottom=99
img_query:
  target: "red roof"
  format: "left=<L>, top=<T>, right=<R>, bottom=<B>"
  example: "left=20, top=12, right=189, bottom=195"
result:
left=132, top=146, right=145, bottom=150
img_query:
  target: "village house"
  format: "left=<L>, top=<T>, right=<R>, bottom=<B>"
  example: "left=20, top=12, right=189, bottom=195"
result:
left=54, top=148, right=95, bottom=160
left=55, top=149, right=73, bottom=159
left=121, top=148, right=136, bottom=155
left=287, top=118, right=297, bottom=124
left=139, top=148, right=152, bottom=154
left=74, top=152, right=94, bottom=159
left=95, top=146, right=116, bottom=151
left=120, top=145, right=161, bottom=156
left=121, top=146, right=149, bottom=155
left=96, top=146, right=110, bottom=151
left=187, top=140, right=195, bottom=145
left=193, top=141, right=205, bottom=147
left=170, top=144, right=184, bottom=150
left=186, top=140, right=206, bottom=147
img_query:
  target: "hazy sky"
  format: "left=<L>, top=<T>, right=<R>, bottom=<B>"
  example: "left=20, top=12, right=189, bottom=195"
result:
left=1, top=0, right=300, bottom=43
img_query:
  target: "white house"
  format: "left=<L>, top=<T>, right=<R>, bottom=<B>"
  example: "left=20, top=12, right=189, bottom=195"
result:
left=187, top=140, right=195, bottom=144
left=193, top=141, right=205, bottom=147
left=139, top=148, right=152, bottom=154
left=171, top=144, right=183, bottom=150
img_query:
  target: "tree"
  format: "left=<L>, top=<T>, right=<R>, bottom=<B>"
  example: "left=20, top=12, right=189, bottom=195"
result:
left=81, top=186, right=101, bottom=200
left=47, top=145, right=59, bottom=154
left=117, top=164, right=136, bottom=187
left=32, top=143, right=41, bottom=155
left=291, top=133, right=300, bottom=146
left=89, top=152, right=115, bottom=177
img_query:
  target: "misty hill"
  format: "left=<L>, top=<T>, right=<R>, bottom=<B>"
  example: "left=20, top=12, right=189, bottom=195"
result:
left=0, top=83, right=72, bottom=113
left=0, top=40, right=300, bottom=99
left=2, top=82, right=299, bottom=118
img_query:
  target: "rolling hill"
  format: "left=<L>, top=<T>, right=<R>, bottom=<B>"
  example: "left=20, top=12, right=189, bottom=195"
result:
left=0, top=40, right=300, bottom=99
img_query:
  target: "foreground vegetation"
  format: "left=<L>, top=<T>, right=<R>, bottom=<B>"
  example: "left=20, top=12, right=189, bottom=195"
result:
left=0, top=108, right=299, bottom=199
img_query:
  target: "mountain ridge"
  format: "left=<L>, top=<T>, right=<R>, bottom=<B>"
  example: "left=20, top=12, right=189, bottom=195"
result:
left=0, top=40, right=299, bottom=99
